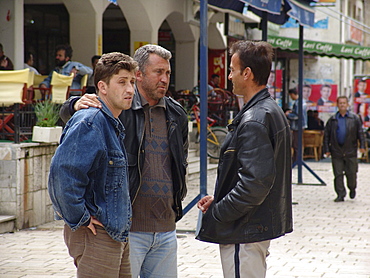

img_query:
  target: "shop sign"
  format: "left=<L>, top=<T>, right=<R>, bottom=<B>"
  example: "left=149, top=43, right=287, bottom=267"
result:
left=268, top=35, right=370, bottom=60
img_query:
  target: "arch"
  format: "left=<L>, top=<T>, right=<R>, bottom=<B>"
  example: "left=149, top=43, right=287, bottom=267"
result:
left=164, top=11, right=199, bottom=91
left=103, top=3, right=130, bottom=54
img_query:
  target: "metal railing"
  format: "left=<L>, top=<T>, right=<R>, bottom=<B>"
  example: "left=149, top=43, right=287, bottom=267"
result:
left=0, top=104, right=37, bottom=143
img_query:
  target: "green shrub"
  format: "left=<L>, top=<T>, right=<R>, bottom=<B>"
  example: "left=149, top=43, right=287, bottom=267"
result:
left=34, top=100, right=60, bottom=127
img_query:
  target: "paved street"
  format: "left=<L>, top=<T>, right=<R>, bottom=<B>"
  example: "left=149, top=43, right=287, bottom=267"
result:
left=0, top=159, right=370, bottom=277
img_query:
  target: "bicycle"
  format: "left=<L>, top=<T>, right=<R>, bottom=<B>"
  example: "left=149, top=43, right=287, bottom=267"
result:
left=190, top=104, right=228, bottom=159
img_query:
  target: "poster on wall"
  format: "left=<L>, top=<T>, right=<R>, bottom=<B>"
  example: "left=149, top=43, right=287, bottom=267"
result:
left=353, top=77, right=370, bottom=128
left=208, top=49, right=226, bottom=89
left=267, top=69, right=283, bottom=107
left=305, top=83, right=338, bottom=114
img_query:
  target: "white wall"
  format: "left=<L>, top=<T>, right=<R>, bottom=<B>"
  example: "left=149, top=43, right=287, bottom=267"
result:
left=0, top=0, right=24, bottom=69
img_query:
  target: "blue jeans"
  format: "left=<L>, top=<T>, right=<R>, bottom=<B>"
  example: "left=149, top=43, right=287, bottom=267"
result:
left=129, top=230, right=177, bottom=278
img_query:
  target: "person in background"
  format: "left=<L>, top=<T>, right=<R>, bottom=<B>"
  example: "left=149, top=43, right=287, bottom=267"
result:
left=285, top=88, right=307, bottom=164
left=197, top=40, right=292, bottom=278
left=307, top=110, right=324, bottom=130
left=86, top=55, right=101, bottom=93
left=24, top=52, right=40, bottom=75
left=59, top=44, right=188, bottom=278
left=209, top=73, right=220, bottom=89
left=48, top=52, right=138, bottom=277
left=40, top=44, right=92, bottom=98
left=323, top=96, right=365, bottom=202
left=0, top=43, right=14, bottom=70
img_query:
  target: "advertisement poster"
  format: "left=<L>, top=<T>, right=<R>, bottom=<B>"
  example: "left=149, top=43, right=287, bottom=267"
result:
left=353, top=78, right=370, bottom=128
left=303, top=83, right=338, bottom=114
left=208, top=49, right=226, bottom=89
left=267, top=69, right=283, bottom=107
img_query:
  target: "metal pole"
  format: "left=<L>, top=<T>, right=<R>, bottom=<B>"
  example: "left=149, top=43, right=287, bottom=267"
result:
left=199, top=0, right=208, bottom=198
left=297, top=24, right=304, bottom=183
left=183, top=0, right=208, bottom=215
left=294, top=24, right=326, bottom=186
left=261, top=11, right=268, bottom=41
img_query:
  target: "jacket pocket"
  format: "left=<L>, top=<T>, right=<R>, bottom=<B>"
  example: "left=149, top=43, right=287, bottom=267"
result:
left=127, top=152, right=137, bottom=167
left=106, top=151, right=127, bottom=189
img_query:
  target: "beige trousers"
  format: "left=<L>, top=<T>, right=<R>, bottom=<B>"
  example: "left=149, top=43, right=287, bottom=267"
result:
left=219, top=240, right=271, bottom=278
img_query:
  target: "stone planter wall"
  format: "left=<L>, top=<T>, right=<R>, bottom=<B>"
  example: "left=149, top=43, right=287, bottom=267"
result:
left=0, top=142, right=58, bottom=230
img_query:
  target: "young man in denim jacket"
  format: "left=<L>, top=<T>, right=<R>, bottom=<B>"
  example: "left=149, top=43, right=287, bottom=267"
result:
left=59, top=45, right=188, bottom=278
left=48, top=52, right=137, bottom=277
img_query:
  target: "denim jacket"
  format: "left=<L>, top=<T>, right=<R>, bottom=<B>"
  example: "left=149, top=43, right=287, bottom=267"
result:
left=41, top=61, right=93, bottom=89
left=48, top=100, right=132, bottom=242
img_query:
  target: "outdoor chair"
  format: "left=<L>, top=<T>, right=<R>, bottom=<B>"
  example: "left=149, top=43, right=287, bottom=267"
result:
left=0, top=68, right=34, bottom=141
left=50, top=71, right=73, bottom=104
left=303, top=130, right=324, bottom=161
left=32, top=74, right=49, bottom=100
left=69, top=74, right=88, bottom=97
left=207, top=88, right=228, bottom=126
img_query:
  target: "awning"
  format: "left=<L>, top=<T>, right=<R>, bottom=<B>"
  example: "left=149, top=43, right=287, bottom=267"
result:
left=268, top=35, right=370, bottom=60
left=240, top=0, right=315, bottom=27
left=208, top=0, right=245, bottom=13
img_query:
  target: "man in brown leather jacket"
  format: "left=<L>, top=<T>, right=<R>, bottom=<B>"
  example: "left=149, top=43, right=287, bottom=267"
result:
left=196, top=41, right=292, bottom=278
left=323, top=96, right=365, bottom=202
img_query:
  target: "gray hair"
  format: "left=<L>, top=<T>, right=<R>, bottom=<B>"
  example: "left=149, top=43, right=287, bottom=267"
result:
left=133, top=44, right=171, bottom=72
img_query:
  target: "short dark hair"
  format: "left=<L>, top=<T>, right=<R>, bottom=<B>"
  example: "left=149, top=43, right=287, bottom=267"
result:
left=320, top=84, right=331, bottom=91
left=211, top=74, right=220, bottom=79
left=229, top=40, right=273, bottom=86
left=303, top=84, right=311, bottom=89
left=25, top=52, right=33, bottom=63
left=55, top=44, right=73, bottom=59
left=91, top=55, right=101, bottom=64
left=94, top=52, right=138, bottom=91
left=337, top=96, right=348, bottom=103
left=289, top=88, right=298, bottom=95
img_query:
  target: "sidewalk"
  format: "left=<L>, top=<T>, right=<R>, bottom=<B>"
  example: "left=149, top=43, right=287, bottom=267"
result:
left=0, top=159, right=370, bottom=277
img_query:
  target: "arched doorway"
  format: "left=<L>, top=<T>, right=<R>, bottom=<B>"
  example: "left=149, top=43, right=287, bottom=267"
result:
left=103, top=4, right=130, bottom=55
left=158, top=20, right=176, bottom=92
left=24, top=4, right=69, bottom=74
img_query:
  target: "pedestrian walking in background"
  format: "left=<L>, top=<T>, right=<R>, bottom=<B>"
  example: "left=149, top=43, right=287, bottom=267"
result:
left=196, top=40, right=293, bottom=278
left=59, top=44, right=189, bottom=278
left=285, top=87, right=307, bottom=164
left=48, top=52, right=137, bottom=277
left=323, top=96, right=366, bottom=202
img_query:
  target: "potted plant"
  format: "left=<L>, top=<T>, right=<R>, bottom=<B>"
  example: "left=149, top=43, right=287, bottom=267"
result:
left=32, top=100, right=63, bottom=143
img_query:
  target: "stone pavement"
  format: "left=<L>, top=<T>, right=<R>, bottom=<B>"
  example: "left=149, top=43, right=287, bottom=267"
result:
left=1, top=159, right=370, bottom=278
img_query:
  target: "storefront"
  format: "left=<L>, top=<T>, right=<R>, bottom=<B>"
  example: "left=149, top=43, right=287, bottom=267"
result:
left=268, top=34, right=370, bottom=123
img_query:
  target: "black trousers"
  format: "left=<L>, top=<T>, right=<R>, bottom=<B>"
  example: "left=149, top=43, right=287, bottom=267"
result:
left=331, top=156, right=358, bottom=198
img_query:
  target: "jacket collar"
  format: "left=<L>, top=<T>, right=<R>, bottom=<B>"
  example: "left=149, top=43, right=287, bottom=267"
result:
left=99, top=98, right=125, bottom=133
left=130, top=87, right=143, bottom=110
left=233, top=88, right=270, bottom=123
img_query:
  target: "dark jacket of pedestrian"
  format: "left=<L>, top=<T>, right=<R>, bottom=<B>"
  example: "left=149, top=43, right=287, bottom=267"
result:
left=323, top=111, right=365, bottom=158
left=196, top=89, right=293, bottom=244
